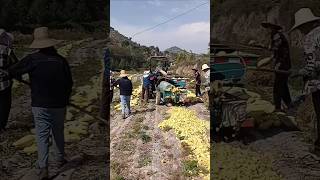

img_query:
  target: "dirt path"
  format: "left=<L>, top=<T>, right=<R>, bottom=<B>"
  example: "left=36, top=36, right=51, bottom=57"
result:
left=248, top=131, right=320, bottom=179
left=1, top=38, right=109, bottom=180
left=111, top=88, right=210, bottom=180
left=111, top=103, right=184, bottom=179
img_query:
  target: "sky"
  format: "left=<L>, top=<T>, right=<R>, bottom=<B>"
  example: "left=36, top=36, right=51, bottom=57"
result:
left=111, top=0, right=210, bottom=54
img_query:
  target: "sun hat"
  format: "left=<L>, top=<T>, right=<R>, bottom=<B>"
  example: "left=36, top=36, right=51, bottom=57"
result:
left=29, top=27, right=61, bottom=49
left=289, top=8, right=320, bottom=32
left=261, top=16, right=283, bottom=30
left=119, top=70, right=129, bottom=78
left=192, top=64, right=199, bottom=71
left=202, top=64, right=210, bottom=71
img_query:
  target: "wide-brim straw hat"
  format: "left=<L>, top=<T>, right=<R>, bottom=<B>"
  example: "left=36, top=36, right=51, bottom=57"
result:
left=192, top=64, right=199, bottom=71
left=261, top=22, right=282, bottom=30
left=119, top=70, right=129, bottom=77
left=29, top=27, right=61, bottom=49
left=289, top=8, right=320, bottom=32
left=261, top=16, right=283, bottom=30
left=202, top=64, right=210, bottom=71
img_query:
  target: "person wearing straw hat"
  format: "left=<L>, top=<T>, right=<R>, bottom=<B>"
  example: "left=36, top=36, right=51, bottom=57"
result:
left=141, top=70, right=151, bottom=103
left=261, top=17, right=292, bottom=112
left=192, top=64, right=201, bottom=97
left=113, top=70, right=133, bottom=119
left=8, top=27, right=73, bottom=179
left=289, top=8, right=320, bottom=154
left=0, top=29, right=19, bottom=132
left=202, top=63, right=210, bottom=87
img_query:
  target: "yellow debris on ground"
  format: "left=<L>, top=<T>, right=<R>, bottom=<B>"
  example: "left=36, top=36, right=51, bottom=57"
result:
left=64, top=120, right=89, bottom=136
left=57, top=43, right=73, bottom=57
left=212, top=143, right=281, bottom=179
left=246, top=100, right=275, bottom=113
left=67, top=126, right=88, bottom=135
left=186, top=90, right=196, bottom=98
left=159, top=107, right=210, bottom=179
left=23, top=143, right=37, bottom=155
left=224, top=87, right=275, bottom=114
left=65, top=133, right=81, bottom=143
left=79, top=114, right=95, bottom=123
left=71, top=76, right=101, bottom=108
left=13, top=135, right=35, bottom=149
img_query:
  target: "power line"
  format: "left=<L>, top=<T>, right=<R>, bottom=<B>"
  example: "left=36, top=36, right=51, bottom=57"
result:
left=131, top=1, right=209, bottom=39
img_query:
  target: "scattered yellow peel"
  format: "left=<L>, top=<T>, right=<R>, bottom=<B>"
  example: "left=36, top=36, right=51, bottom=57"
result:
left=159, top=107, right=210, bottom=179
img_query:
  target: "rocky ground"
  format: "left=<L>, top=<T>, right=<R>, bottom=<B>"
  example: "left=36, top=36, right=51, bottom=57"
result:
left=0, top=35, right=108, bottom=180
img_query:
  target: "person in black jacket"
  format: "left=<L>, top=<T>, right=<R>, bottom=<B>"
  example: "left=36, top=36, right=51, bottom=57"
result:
left=8, top=27, right=73, bottom=180
left=113, top=70, right=133, bottom=119
left=262, top=20, right=292, bottom=112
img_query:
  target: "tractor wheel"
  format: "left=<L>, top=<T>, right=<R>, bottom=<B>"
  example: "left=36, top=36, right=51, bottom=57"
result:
left=156, top=91, right=161, bottom=105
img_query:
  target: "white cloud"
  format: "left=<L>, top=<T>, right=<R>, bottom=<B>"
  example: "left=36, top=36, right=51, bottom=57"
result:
left=147, top=0, right=162, bottom=6
left=170, top=7, right=180, bottom=13
left=111, top=20, right=210, bottom=54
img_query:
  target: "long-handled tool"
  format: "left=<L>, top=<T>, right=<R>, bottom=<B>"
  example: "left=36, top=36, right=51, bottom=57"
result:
left=0, top=69, right=108, bottom=124
left=246, top=67, right=292, bottom=74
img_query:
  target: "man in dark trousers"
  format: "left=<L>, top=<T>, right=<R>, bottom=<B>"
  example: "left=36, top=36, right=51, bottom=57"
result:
left=289, top=8, right=320, bottom=154
left=192, top=64, right=201, bottom=97
left=142, top=70, right=151, bottom=103
left=0, top=29, right=19, bottom=132
left=8, top=27, right=73, bottom=179
left=262, top=19, right=292, bottom=112
left=113, top=70, right=133, bottom=119
left=110, top=70, right=115, bottom=103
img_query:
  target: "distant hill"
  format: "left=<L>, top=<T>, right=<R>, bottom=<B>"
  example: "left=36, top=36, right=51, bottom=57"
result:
left=109, top=27, right=162, bottom=70
left=164, top=46, right=187, bottom=54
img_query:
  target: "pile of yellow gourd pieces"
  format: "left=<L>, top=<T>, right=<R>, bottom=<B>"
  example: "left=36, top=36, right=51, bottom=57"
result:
left=57, top=43, right=73, bottom=58
left=212, top=143, right=281, bottom=179
left=158, top=107, right=210, bottom=179
left=222, top=87, right=275, bottom=114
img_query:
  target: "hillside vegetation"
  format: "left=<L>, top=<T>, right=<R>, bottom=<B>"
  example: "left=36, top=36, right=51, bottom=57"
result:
left=0, top=0, right=108, bottom=32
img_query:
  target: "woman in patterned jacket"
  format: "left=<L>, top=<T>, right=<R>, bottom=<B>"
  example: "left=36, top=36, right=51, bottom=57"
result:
left=0, top=29, right=19, bottom=132
left=290, top=8, right=320, bottom=154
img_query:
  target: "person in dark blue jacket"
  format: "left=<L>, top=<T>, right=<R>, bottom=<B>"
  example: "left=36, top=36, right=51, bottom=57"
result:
left=113, top=70, right=133, bottom=119
left=142, top=70, right=151, bottom=103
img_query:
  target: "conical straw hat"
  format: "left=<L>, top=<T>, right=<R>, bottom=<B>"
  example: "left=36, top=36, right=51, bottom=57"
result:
left=261, top=16, right=282, bottom=30
left=29, top=27, right=61, bottom=49
left=289, top=8, right=320, bottom=32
